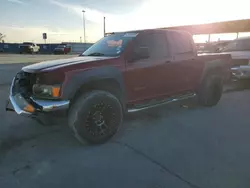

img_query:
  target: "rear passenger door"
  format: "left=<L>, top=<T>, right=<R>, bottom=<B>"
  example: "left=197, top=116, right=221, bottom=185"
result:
left=165, top=31, right=203, bottom=94
left=124, top=31, right=170, bottom=103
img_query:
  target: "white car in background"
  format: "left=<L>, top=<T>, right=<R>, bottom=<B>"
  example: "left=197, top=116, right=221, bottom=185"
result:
left=19, top=42, right=40, bottom=54
left=219, top=37, right=250, bottom=80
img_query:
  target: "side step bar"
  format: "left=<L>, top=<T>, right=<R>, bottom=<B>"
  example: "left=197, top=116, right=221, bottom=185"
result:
left=127, top=93, right=196, bottom=113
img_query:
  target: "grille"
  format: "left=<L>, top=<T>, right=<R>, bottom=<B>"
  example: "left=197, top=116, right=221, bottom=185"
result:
left=13, top=71, right=36, bottom=97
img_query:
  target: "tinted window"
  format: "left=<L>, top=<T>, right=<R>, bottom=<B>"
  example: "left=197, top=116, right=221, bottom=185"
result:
left=169, top=32, right=193, bottom=54
left=58, top=45, right=66, bottom=48
left=133, top=32, right=168, bottom=58
left=237, top=39, right=250, bottom=50
left=223, top=39, right=250, bottom=52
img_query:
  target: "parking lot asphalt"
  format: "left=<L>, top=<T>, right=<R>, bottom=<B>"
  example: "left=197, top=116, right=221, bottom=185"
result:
left=0, top=54, right=250, bottom=188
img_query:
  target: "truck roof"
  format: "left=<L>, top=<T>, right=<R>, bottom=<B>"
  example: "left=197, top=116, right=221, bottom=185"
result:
left=22, top=42, right=34, bottom=45
left=107, top=29, right=191, bottom=36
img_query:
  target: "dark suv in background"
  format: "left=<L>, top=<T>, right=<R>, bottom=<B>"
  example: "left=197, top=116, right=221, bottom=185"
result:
left=53, top=44, right=71, bottom=54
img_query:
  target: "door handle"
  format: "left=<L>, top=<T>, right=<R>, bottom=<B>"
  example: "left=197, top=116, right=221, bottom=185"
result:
left=165, top=60, right=171, bottom=63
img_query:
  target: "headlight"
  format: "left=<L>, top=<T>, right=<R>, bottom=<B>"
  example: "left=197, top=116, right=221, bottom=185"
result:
left=33, top=84, right=61, bottom=98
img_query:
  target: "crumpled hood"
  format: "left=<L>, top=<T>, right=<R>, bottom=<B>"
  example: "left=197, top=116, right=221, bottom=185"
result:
left=22, top=56, right=115, bottom=72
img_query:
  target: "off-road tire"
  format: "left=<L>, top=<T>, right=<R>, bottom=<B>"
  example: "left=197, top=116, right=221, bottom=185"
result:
left=68, top=90, right=123, bottom=144
left=197, top=75, right=223, bottom=107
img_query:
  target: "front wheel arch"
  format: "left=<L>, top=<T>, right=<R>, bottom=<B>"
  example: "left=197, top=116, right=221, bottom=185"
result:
left=70, top=78, right=126, bottom=112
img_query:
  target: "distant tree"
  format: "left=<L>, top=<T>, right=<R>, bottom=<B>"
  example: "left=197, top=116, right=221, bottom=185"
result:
left=0, top=33, right=6, bottom=43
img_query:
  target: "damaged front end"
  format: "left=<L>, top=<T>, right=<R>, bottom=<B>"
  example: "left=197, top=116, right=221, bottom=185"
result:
left=6, top=71, right=69, bottom=125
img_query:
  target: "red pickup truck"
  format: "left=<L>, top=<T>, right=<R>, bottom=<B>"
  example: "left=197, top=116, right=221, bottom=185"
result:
left=6, top=29, right=231, bottom=144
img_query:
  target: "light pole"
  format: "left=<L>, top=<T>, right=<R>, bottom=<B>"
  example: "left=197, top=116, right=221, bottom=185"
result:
left=82, top=10, right=86, bottom=43
left=104, top=16, right=106, bottom=37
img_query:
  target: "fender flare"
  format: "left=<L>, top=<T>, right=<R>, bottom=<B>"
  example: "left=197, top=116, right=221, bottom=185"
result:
left=62, top=66, right=126, bottom=102
left=200, top=59, right=226, bottom=83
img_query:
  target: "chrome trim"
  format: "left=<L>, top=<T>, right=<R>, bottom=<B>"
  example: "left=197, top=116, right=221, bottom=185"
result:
left=231, top=67, right=240, bottom=71
left=9, top=95, right=32, bottom=115
left=9, top=78, right=70, bottom=115
left=31, top=97, right=70, bottom=112
left=231, top=66, right=250, bottom=79
left=9, top=77, right=15, bottom=96
left=128, top=93, right=196, bottom=113
left=9, top=78, right=32, bottom=116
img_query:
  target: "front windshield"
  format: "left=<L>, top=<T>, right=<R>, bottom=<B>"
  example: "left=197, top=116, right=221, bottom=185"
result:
left=81, top=33, right=138, bottom=57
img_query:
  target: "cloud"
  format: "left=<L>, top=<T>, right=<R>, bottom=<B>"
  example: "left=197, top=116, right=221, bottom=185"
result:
left=48, top=0, right=149, bottom=32
left=4, top=0, right=250, bottom=43
left=49, top=0, right=110, bottom=24
left=48, top=0, right=210, bottom=33
left=7, top=0, right=25, bottom=4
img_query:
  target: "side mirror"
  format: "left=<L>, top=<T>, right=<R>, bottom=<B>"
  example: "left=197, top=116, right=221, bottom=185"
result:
left=133, top=47, right=149, bottom=61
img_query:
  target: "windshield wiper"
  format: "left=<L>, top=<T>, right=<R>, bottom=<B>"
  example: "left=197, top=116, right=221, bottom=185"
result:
left=86, top=52, right=105, bottom=56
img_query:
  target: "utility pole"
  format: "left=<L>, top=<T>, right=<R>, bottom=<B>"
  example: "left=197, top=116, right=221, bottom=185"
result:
left=104, top=16, right=106, bottom=37
left=82, top=10, right=86, bottom=43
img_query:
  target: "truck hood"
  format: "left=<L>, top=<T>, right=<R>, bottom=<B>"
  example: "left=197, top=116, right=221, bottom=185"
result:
left=22, top=56, right=116, bottom=72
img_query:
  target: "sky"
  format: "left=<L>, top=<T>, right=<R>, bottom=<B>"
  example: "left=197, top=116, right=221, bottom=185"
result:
left=1, top=0, right=250, bottom=43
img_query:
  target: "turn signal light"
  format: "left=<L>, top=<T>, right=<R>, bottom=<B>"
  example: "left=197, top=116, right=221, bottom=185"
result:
left=24, top=104, right=35, bottom=113
left=52, top=87, right=60, bottom=97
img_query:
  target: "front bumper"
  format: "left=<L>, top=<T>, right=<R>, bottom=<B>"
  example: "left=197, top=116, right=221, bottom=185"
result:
left=7, top=78, right=70, bottom=116
left=231, top=66, right=250, bottom=80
